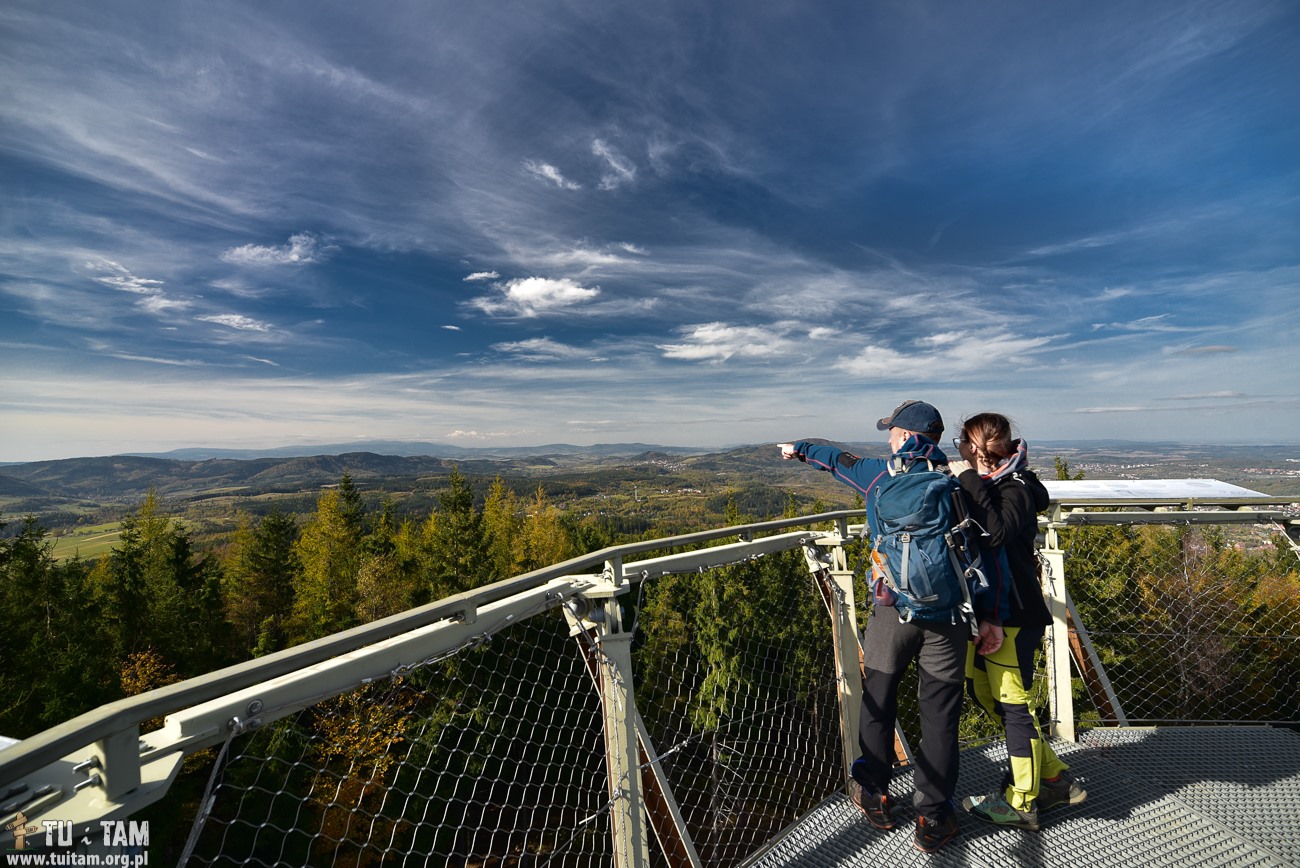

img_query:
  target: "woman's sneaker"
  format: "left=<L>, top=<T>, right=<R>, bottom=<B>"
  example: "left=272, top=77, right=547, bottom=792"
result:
left=848, top=780, right=894, bottom=830
left=962, top=791, right=1040, bottom=831
left=1038, top=771, right=1087, bottom=811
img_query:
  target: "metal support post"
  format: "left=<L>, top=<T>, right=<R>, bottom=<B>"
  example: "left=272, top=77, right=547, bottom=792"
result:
left=1041, top=531, right=1076, bottom=741
left=592, top=559, right=650, bottom=868
left=804, top=540, right=864, bottom=783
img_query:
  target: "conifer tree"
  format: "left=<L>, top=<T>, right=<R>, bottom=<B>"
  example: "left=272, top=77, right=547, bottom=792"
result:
left=90, top=491, right=228, bottom=675
left=426, top=467, right=488, bottom=597
left=291, top=488, right=363, bottom=642
left=225, top=509, right=301, bottom=656
left=481, top=477, right=523, bottom=581
left=0, top=516, right=115, bottom=736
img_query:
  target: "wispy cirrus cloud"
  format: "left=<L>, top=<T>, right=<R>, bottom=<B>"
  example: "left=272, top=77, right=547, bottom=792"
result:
left=90, top=259, right=165, bottom=295
left=198, top=313, right=273, bottom=332
left=1090, top=314, right=1202, bottom=334
left=464, top=271, right=500, bottom=281
left=593, top=139, right=636, bottom=190
left=86, top=259, right=192, bottom=317
left=834, top=330, right=1054, bottom=380
left=522, top=160, right=580, bottom=190
left=658, top=322, right=796, bottom=362
left=491, top=337, right=591, bottom=361
left=1164, top=345, right=1238, bottom=356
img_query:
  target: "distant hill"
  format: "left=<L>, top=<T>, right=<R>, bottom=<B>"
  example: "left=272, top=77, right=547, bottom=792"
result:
left=124, top=441, right=716, bottom=461
left=2, top=441, right=1295, bottom=524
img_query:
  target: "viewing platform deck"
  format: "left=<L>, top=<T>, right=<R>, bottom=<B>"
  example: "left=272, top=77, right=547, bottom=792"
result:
left=755, top=726, right=1300, bottom=868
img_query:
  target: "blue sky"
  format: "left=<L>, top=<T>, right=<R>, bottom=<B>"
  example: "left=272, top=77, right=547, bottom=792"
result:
left=2, top=0, right=1298, bottom=461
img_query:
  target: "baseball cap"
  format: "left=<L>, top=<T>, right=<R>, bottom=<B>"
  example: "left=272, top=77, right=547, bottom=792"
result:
left=876, top=400, right=944, bottom=438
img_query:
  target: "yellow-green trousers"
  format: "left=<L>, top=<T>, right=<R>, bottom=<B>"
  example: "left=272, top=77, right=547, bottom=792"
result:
left=965, top=625, right=1070, bottom=810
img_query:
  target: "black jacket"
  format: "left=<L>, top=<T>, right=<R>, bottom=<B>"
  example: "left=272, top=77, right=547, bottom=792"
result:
left=957, top=466, right=1051, bottom=629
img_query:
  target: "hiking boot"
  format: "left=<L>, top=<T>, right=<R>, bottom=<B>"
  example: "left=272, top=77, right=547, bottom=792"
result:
left=913, top=812, right=959, bottom=853
left=1038, top=771, right=1086, bottom=811
left=962, top=791, right=1040, bottom=831
left=847, top=779, right=895, bottom=830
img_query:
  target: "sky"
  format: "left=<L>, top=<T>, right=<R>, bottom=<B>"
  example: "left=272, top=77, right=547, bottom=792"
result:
left=2, top=0, right=1298, bottom=462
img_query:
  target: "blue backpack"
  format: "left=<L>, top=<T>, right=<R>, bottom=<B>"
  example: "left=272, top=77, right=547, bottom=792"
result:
left=867, top=459, right=988, bottom=630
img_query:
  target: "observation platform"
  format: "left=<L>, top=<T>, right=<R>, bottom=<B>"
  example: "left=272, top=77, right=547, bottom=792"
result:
left=754, top=726, right=1300, bottom=868
left=2, top=484, right=1297, bottom=866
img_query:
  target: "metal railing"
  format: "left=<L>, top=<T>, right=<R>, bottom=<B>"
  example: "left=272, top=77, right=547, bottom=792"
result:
left=2, top=495, right=1297, bottom=867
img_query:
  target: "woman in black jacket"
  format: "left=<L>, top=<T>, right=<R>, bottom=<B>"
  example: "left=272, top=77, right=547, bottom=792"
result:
left=950, top=413, right=1087, bottom=830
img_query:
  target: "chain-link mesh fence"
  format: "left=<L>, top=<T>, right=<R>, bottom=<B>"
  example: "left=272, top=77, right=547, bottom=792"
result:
left=630, top=548, right=843, bottom=867
left=171, top=516, right=1300, bottom=867
left=183, top=614, right=615, bottom=867
left=179, top=546, right=849, bottom=868
left=1058, top=521, right=1300, bottom=727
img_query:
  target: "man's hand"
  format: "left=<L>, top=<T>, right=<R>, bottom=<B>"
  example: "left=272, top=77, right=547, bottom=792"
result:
left=947, top=459, right=973, bottom=475
left=778, top=443, right=799, bottom=460
left=975, top=621, right=1004, bottom=656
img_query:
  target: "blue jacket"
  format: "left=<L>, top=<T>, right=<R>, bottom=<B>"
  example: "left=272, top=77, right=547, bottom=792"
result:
left=792, top=435, right=1009, bottom=623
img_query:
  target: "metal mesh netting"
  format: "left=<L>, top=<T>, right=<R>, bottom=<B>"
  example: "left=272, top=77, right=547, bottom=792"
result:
left=180, top=548, right=847, bottom=867
left=1058, top=522, right=1300, bottom=726
left=630, top=549, right=844, bottom=867
left=183, top=614, right=614, bottom=867
left=169, top=517, right=1300, bottom=866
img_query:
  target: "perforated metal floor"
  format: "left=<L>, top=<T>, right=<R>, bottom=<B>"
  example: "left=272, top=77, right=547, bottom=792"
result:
left=747, top=726, right=1300, bottom=868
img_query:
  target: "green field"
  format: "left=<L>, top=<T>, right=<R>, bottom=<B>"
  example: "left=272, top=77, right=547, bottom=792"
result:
left=50, top=522, right=122, bottom=561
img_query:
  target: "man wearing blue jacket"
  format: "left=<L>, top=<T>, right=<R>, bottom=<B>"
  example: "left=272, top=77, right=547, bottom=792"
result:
left=780, top=399, right=1006, bottom=854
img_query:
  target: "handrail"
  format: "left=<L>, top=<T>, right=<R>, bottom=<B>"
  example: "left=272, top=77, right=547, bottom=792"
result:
left=0, top=510, right=862, bottom=788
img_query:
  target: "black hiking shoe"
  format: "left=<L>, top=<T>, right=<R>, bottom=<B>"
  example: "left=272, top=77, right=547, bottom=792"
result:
left=913, top=811, right=959, bottom=853
left=848, top=779, right=895, bottom=830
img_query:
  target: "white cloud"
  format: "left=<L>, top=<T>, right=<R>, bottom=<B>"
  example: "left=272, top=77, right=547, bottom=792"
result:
left=210, top=278, right=269, bottom=299
left=491, top=337, right=586, bottom=361
left=106, top=353, right=206, bottom=367
left=657, top=322, right=795, bottom=362
left=442, top=324, right=461, bottom=331
left=1090, top=314, right=1200, bottom=334
left=464, top=271, right=499, bottom=281
left=89, top=259, right=164, bottom=295
left=446, top=429, right=522, bottom=439
left=522, top=244, right=636, bottom=271
left=523, top=160, right=580, bottom=190
left=1165, top=344, right=1238, bottom=355
left=619, top=242, right=648, bottom=255
left=1159, top=391, right=1245, bottom=400
left=834, top=330, right=1053, bottom=379
left=137, top=295, right=191, bottom=314
left=222, top=233, right=326, bottom=266
left=198, top=313, right=273, bottom=332
left=468, top=277, right=601, bottom=317
left=593, top=139, right=636, bottom=190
